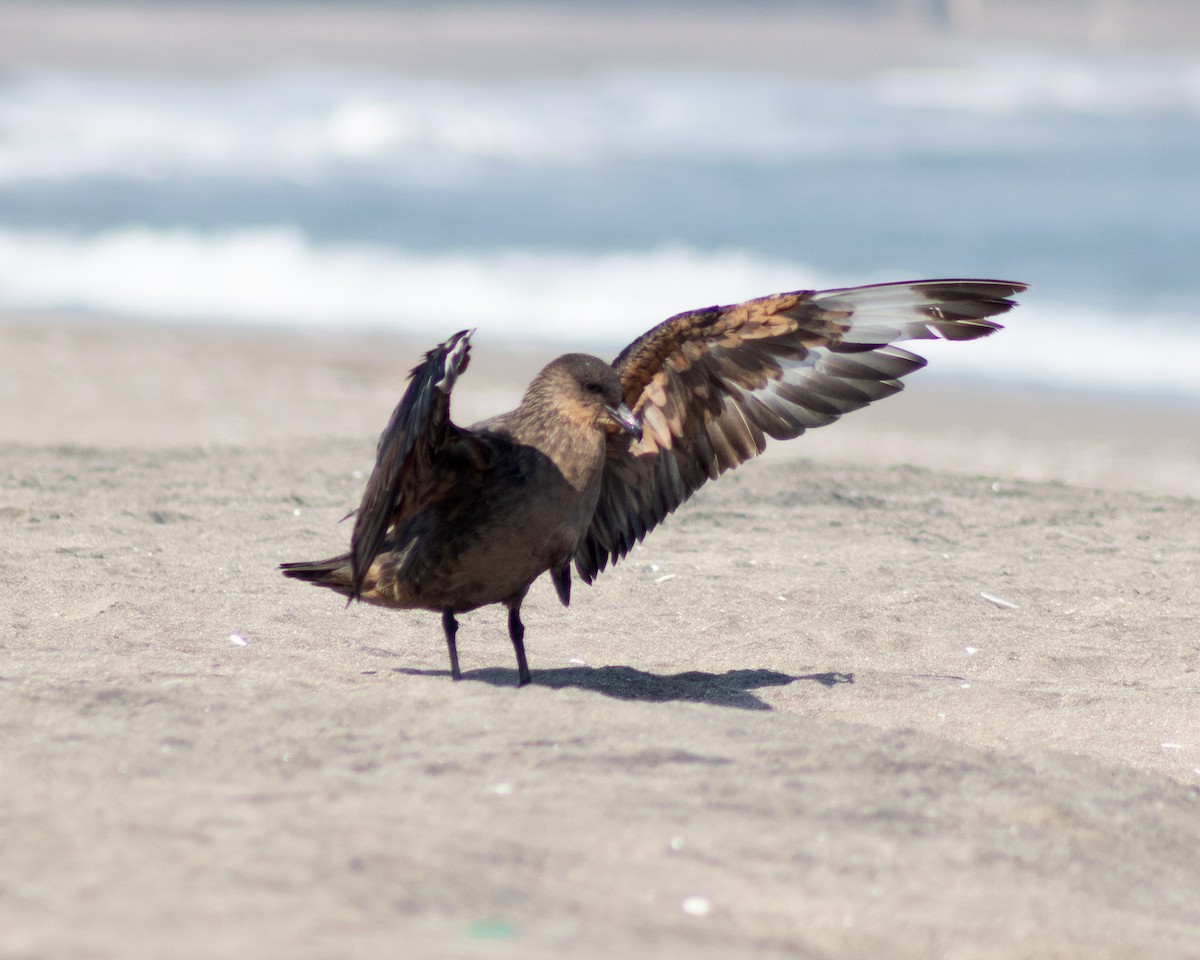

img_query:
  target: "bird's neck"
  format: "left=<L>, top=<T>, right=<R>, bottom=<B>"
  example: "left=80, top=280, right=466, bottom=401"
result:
left=510, top=396, right=606, bottom=492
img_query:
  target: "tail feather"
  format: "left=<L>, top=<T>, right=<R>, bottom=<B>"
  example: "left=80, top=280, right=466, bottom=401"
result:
left=279, top=555, right=356, bottom=596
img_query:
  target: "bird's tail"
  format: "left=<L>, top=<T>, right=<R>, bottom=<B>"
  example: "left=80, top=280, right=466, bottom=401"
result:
left=279, top=555, right=357, bottom=598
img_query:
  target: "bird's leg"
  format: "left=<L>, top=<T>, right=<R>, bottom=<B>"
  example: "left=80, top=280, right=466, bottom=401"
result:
left=441, top=609, right=462, bottom=681
left=507, top=605, right=532, bottom=688
left=551, top=564, right=571, bottom=607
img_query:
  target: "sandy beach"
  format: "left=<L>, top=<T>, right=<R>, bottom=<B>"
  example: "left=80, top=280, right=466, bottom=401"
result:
left=4, top=1, right=1200, bottom=956
left=3, top=315, right=1200, bottom=959
left=4, top=0, right=1200, bottom=79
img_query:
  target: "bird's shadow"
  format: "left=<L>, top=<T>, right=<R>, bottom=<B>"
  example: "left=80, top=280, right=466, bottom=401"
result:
left=391, top=665, right=854, bottom=711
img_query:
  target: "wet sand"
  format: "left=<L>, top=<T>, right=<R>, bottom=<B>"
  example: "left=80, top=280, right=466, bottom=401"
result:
left=3, top=0, right=1199, bottom=81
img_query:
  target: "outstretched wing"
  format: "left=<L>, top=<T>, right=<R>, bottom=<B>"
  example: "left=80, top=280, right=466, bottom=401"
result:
left=574, top=279, right=1026, bottom=583
left=349, top=329, right=481, bottom=600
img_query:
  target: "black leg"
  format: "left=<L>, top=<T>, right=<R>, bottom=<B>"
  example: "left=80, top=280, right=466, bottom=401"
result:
left=551, top=564, right=571, bottom=607
left=507, top=605, right=531, bottom=687
left=441, top=609, right=461, bottom=681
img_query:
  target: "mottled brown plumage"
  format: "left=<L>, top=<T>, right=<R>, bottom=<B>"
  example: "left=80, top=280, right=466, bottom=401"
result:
left=282, top=278, right=1026, bottom=685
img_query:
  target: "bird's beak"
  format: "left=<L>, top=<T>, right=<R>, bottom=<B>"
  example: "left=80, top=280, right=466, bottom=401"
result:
left=605, top=402, right=642, bottom=442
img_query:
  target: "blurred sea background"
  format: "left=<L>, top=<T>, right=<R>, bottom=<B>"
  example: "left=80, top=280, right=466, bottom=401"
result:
left=1, top=0, right=1198, bottom=398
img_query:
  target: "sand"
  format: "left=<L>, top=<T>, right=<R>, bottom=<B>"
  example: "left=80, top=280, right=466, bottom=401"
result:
left=3, top=315, right=1200, bottom=959
left=3, top=0, right=1200, bottom=79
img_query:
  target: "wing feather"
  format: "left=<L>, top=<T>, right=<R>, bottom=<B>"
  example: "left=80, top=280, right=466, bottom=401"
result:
left=574, top=279, right=1026, bottom=582
left=348, top=329, right=484, bottom=600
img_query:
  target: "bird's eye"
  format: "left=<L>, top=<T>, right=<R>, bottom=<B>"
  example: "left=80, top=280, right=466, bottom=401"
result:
left=584, top=382, right=604, bottom=395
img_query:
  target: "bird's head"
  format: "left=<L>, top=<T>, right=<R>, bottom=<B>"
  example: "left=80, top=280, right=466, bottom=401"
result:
left=531, top=354, right=642, bottom=441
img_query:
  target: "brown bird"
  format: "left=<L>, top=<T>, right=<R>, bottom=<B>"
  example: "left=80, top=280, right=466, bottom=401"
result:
left=281, top=278, right=1025, bottom=686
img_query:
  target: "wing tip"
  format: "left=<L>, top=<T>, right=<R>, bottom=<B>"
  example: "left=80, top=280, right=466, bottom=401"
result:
left=433, top=328, right=474, bottom=393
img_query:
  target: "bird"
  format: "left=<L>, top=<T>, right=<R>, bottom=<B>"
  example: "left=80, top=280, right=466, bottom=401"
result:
left=281, top=278, right=1025, bottom=686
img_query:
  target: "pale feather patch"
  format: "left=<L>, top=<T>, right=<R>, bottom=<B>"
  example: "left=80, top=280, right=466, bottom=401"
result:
left=435, top=328, right=474, bottom=393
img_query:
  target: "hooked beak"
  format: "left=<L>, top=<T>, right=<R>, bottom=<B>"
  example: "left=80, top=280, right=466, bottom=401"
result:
left=604, top=402, right=642, bottom=442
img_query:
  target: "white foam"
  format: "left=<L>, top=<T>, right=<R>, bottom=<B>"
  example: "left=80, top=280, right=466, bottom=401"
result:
left=877, top=51, right=1200, bottom=117
left=0, top=226, right=811, bottom=342
left=1, top=49, right=1196, bottom=184
left=2, top=225, right=1197, bottom=400
left=0, top=69, right=836, bottom=181
left=914, top=301, right=1200, bottom=399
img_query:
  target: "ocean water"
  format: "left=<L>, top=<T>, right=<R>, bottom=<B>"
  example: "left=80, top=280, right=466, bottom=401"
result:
left=1, top=44, right=1199, bottom=398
